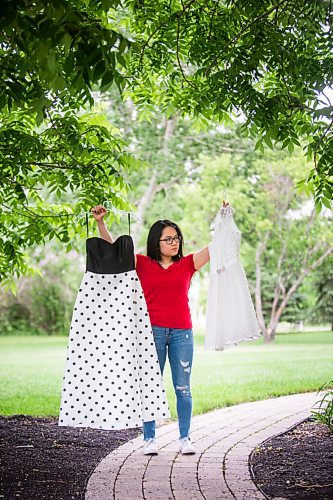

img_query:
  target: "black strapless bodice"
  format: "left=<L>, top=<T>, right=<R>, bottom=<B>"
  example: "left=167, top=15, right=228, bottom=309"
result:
left=86, top=236, right=135, bottom=274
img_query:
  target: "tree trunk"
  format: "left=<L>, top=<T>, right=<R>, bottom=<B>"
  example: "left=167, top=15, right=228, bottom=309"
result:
left=255, top=224, right=333, bottom=342
left=265, top=320, right=279, bottom=342
left=131, top=170, right=159, bottom=245
left=264, top=326, right=276, bottom=343
left=131, top=116, right=178, bottom=245
left=255, top=232, right=270, bottom=341
left=265, top=246, right=333, bottom=340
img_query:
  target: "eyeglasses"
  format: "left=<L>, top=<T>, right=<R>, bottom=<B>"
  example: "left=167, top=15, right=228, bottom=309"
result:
left=159, top=235, right=181, bottom=245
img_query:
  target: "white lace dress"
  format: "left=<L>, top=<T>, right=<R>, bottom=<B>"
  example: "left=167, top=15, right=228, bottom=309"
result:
left=205, top=206, right=261, bottom=350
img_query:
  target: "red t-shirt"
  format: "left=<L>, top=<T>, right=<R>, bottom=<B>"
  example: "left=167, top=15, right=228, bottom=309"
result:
left=136, top=254, right=197, bottom=329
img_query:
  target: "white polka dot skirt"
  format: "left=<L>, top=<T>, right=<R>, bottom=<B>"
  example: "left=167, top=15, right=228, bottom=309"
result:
left=58, top=270, right=170, bottom=430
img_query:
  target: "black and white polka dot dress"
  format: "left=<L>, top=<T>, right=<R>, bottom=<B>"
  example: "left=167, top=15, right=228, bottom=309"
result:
left=58, top=236, right=170, bottom=430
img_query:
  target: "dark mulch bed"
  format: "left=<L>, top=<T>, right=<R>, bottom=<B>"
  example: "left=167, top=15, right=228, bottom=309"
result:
left=250, top=418, right=333, bottom=499
left=0, top=415, right=141, bottom=500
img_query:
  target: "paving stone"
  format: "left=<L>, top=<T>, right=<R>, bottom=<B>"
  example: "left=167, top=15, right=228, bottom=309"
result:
left=145, top=494, right=173, bottom=500
left=143, top=481, right=173, bottom=499
left=85, top=392, right=320, bottom=500
left=200, top=486, right=234, bottom=499
left=172, top=489, right=203, bottom=499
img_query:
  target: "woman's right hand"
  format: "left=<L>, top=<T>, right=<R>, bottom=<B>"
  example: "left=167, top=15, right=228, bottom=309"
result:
left=91, top=205, right=107, bottom=222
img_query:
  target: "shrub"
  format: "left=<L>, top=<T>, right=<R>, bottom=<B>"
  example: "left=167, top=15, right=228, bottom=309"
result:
left=311, top=380, right=333, bottom=433
left=0, top=249, right=82, bottom=335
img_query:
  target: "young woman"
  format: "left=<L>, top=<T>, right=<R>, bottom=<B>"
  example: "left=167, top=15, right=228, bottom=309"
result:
left=91, top=203, right=227, bottom=455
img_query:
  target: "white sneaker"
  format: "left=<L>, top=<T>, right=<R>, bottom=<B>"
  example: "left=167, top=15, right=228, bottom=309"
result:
left=179, top=437, right=196, bottom=455
left=143, top=438, right=158, bottom=455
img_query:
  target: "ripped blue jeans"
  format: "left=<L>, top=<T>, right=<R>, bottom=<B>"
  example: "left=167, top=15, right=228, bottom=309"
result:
left=143, top=326, right=194, bottom=440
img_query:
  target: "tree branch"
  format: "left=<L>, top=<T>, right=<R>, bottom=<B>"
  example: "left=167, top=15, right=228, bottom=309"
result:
left=183, top=136, right=248, bottom=152
left=314, top=116, right=333, bottom=171
left=26, top=162, right=74, bottom=169
left=271, top=239, right=287, bottom=318
left=273, top=245, right=333, bottom=325
left=138, top=0, right=197, bottom=68
left=206, top=0, right=289, bottom=75
left=156, top=175, right=183, bottom=192
left=176, top=14, right=195, bottom=87
left=131, top=116, right=179, bottom=242
left=208, top=0, right=220, bottom=41
left=1, top=203, right=74, bottom=219
left=255, top=230, right=271, bottom=337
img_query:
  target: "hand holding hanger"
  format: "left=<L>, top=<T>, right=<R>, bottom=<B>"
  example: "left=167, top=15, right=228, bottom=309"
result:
left=91, top=205, right=107, bottom=222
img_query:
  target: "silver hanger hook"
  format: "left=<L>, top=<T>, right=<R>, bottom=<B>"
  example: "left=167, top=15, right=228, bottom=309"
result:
left=73, top=211, right=90, bottom=223
left=102, top=200, right=143, bottom=222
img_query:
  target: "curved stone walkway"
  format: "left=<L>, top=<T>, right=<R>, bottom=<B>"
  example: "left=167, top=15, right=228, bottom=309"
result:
left=86, top=392, right=319, bottom=499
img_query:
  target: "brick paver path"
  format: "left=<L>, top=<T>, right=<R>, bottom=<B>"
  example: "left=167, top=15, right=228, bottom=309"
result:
left=86, top=392, right=319, bottom=499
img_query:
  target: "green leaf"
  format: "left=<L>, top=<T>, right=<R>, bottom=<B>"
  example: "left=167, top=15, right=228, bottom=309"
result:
left=288, top=141, right=294, bottom=154
left=93, top=60, right=106, bottom=80
left=118, top=38, right=127, bottom=54
left=100, top=70, right=114, bottom=91
left=322, top=197, right=331, bottom=209
left=315, top=201, right=322, bottom=214
left=263, top=134, right=273, bottom=149
left=254, top=140, right=264, bottom=153
left=116, top=52, right=126, bottom=67
left=46, top=53, right=57, bottom=75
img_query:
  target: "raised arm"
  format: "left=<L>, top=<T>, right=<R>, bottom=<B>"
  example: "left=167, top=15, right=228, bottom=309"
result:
left=193, top=247, right=210, bottom=271
left=193, top=200, right=229, bottom=271
left=91, top=205, right=113, bottom=244
left=91, top=205, right=137, bottom=266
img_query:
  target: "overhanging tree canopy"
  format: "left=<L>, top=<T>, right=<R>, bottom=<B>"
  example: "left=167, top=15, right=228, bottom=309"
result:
left=0, top=0, right=332, bottom=282
left=0, top=0, right=138, bottom=282
left=126, top=0, right=333, bottom=205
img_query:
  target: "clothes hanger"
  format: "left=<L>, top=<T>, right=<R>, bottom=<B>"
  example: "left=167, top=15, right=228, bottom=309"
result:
left=75, top=201, right=142, bottom=239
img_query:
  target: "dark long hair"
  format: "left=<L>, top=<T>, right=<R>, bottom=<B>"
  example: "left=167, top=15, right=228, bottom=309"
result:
left=146, top=219, right=184, bottom=262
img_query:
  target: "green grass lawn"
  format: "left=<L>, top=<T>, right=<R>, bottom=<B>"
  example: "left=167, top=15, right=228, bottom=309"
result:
left=0, top=332, right=332, bottom=419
